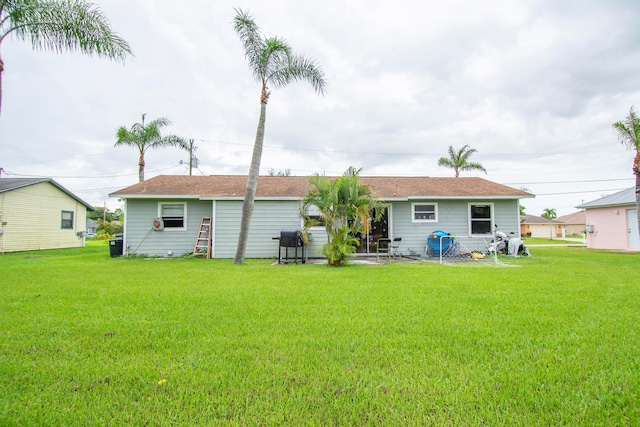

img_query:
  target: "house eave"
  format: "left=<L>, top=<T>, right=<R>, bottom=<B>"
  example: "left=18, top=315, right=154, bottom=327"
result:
left=198, top=196, right=302, bottom=201
left=110, top=194, right=202, bottom=200
left=1, top=177, right=95, bottom=210
left=577, top=202, right=636, bottom=209
left=114, top=194, right=531, bottom=202
left=406, top=195, right=532, bottom=200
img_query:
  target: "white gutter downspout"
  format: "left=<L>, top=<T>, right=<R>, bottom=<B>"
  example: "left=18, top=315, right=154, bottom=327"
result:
left=210, top=200, right=216, bottom=258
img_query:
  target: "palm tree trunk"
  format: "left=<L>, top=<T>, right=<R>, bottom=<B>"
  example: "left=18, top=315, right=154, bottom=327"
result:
left=0, top=56, right=4, bottom=115
left=138, top=151, right=145, bottom=182
left=234, top=101, right=267, bottom=264
left=635, top=169, right=640, bottom=240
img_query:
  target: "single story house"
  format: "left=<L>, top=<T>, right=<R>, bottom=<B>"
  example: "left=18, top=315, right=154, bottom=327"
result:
left=576, top=187, right=640, bottom=250
left=110, top=175, right=533, bottom=259
left=86, top=219, right=99, bottom=236
left=520, top=215, right=563, bottom=238
left=0, top=178, right=93, bottom=253
left=555, top=211, right=586, bottom=237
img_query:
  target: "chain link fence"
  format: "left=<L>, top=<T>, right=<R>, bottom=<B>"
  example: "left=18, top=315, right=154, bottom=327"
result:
left=406, top=233, right=499, bottom=264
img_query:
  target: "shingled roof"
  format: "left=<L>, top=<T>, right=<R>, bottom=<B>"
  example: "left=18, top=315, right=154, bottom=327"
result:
left=520, top=214, right=563, bottom=225
left=110, top=175, right=533, bottom=200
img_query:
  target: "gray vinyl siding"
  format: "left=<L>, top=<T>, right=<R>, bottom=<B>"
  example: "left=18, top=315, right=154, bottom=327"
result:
left=389, top=199, right=519, bottom=256
left=123, top=197, right=520, bottom=259
left=212, top=200, right=303, bottom=259
left=305, top=227, right=329, bottom=258
left=124, top=199, right=211, bottom=257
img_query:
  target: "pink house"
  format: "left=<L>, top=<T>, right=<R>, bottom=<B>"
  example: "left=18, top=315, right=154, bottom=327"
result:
left=577, top=188, right=640, bottom=250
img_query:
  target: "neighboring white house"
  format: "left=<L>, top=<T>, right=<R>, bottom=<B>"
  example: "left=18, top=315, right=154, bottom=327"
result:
left=110, top=175, right=533, bottom=258
left=556, top=211, right=586, bottom=237
left=86, top=219, right=99, bottom=236
left=520, top=211, right=586, bottom=238
left=520, top=215, right=563, bottom=238
left=577, top=187, right=640, bottom=250
left=0, top=178, right=93, bottom=253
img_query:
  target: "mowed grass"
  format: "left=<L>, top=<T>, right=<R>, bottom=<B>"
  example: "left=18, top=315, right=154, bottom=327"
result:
left=523, top=237, right=585, bottom=245
left=1, top=242, right=639, bottom=425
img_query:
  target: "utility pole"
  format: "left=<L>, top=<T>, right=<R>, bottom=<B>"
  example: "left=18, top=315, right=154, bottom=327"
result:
left=188, top=139, right=195, bottom=176
left=189, top=139, right=193, bottom=176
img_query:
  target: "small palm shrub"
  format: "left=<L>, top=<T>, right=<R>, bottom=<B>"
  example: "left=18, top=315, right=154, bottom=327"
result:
left=319, top=226, right=359, bottom=266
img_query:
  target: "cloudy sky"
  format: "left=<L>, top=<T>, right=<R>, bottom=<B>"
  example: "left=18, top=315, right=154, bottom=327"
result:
left=1, top=0, right=639, bottom=216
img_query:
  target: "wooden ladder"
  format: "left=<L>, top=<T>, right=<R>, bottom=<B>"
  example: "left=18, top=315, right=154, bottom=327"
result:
left=193, top=217, right=211, bottom=258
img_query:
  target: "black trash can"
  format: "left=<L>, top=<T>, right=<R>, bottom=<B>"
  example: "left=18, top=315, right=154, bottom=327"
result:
left=109, top=235, right=123, bottom=257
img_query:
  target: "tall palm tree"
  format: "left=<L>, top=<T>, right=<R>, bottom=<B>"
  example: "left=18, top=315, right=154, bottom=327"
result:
left=541, top=207, right=557, bottom=240
left=232, top=8, right=326, bottom=264
left=0, top=0, right=132, bottom=114
left=115, top=114, right=187, bottom=182
left=612, top=106, right=640, bottom=235
left=437, top=145, right=487, bottom=177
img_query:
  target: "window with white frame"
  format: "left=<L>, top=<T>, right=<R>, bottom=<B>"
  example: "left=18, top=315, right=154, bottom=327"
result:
left=61, top=210, right=74, bottom=229
left=303, top=205, right=325, bottom=227
left=412, top=203, right=438, bottom=222
left=469, top=203, right=493, bottom=235
left=159, top=203, right=186, bottom=229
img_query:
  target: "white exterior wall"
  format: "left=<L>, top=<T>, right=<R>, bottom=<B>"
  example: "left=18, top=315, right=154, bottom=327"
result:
left=0, top=182, right=87, bottom=253
left=528, top=224, right=562, bottom=239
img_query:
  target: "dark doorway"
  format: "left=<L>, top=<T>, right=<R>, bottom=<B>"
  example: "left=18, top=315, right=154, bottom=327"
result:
left=357, top=207, right=389, bottom=254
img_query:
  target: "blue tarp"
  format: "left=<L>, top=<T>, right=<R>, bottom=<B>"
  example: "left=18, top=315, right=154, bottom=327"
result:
left=427, top=230, right=455, bottom=256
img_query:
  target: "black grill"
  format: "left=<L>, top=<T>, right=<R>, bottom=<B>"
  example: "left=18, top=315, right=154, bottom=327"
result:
left=275, top=230, right=305, bottom=264
left=280, top=230, right=303, bottom=248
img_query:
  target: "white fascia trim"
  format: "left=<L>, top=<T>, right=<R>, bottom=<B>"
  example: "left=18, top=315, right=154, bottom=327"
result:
left=379, top=198, right=409, bottom=202
left=113, top=195, right=201, bottom=200
left=199, top=196, right=302, bottom=201
left=406, top=195, right=531, bottom=200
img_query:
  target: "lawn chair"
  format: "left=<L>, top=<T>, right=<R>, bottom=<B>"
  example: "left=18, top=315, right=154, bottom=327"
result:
left=376, top=238, right=392, bottom=261
left=391, top=237, right=402, bottom=257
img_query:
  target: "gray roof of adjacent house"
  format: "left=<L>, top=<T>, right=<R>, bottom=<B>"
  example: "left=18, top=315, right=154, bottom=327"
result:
left=556, top=210, right=586, bottom=224
left=110, top=175, right=534, bottom=200
left=520, top=214, right=563, bottom=225
left=576, top=187, right=636, bottom=209
left=0, top=177, right=95, bottom=210
left=86, top=219, right=99, bottom=228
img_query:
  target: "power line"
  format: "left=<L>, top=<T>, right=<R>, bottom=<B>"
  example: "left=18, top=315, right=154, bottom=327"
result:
left=534, top=187, right=630, bottom=196
left=2, top=165, right=182, bottom=179
left=194, top=137, right=629, bottom=158
left=504, top=177, right=634, bottom=185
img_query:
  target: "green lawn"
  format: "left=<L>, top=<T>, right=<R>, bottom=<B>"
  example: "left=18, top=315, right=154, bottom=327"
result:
left=1, top=242, right=639, bottom=425
left=523, top=237, right=585, bottom=245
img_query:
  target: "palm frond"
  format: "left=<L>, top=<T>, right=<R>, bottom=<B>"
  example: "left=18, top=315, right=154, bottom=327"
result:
left=438, top=144, right=486, bottom=177
left=233, top=8, right=264, bottom=79
left=461, top=162, right=487, bottom=174
left=260, top=36, right=291, bottom=82
left=437, top=157, right=454, bottom=168
left=613, top=106, right=640, bottom=151
left=279, top=54, right=327, bottom=95
left=232, top=8, right=326, bottom=97
left=2, top=0, right=132, bottom=61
